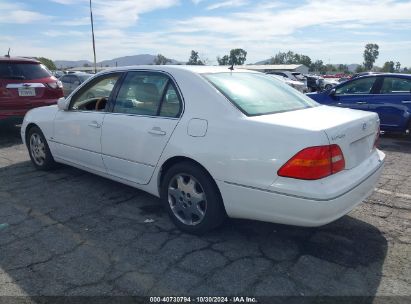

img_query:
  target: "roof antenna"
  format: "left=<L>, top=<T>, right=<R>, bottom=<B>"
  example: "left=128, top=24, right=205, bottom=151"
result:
left=228, top=62, right=234, bottom=71
left=5, top=48, right=10, bottom=58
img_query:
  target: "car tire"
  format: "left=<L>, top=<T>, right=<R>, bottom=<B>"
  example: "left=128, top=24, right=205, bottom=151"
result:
left=160, top=161, right=226, bottom=234
left=27, top=126, right=57, bottom=171
left=325, top=84, right=332, bottom=90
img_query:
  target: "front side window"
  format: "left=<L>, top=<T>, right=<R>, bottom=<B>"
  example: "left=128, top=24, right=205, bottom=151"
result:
left=70, top=73, right=121, bottom=111
left=335, top=77, right=376, bottom=95
left=380, top=77, right=411, bottom=94
left=113, top=72, right=170, bottom=116
left=204, top=72, right=317, bottom=116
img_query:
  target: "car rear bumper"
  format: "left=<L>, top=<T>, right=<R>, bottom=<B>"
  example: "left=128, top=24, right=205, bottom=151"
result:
left=0, top=99, right=58, bottom=120
left=217, top=151, right=385, bottom=227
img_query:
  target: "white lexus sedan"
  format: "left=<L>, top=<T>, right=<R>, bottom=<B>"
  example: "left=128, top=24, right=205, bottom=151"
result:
left=21, top=66, right=385, bottom=234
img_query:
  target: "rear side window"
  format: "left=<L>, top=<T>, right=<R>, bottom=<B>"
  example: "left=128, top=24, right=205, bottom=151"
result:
left=204, top=72, right=317, bottom=116
left=0, top=63, right=51, bottom=80
left=380, top=77, right=411, bottom=94
left=335, top=77, right=376, bottom=95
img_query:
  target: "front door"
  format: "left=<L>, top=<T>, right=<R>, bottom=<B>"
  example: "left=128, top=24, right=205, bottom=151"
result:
left=52, top=72, right=123, bottom=172
left=101, top=71, right=182, bottom=184
left=331, top=76, right=377, bottom=111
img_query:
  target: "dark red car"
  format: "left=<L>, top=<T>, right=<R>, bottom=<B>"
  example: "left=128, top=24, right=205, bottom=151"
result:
left=0, top=56, right=63, bottom=121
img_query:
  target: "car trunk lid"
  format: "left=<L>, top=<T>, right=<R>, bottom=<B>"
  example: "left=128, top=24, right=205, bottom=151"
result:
left=250, top=105, right=379, bottom=170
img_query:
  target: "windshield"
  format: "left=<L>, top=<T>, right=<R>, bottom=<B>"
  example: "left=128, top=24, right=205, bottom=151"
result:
left=0, top=62, right=51, bottom=80
left=204, top=72, right=318, bottom=116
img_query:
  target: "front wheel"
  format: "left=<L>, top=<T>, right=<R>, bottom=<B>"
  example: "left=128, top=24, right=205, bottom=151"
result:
left=27, top=126, right=57, bottom=170
left=160, top=162, right=226, bottom=234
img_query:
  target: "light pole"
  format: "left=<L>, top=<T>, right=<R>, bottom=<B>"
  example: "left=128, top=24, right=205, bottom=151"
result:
left=89, top=0, right=97, bottom=73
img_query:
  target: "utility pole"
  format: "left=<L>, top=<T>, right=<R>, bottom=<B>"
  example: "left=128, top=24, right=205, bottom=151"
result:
left=89, top=0, right=97, bottom=74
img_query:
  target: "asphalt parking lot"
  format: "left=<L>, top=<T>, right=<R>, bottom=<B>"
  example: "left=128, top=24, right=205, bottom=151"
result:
left=0, top=120, right=410, bottom=300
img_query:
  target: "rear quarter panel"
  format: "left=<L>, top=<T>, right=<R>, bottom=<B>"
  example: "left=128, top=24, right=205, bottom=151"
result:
left=150, top=70, right=330, bottom=193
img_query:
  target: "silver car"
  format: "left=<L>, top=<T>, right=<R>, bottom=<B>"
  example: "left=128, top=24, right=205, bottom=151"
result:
left=60, top=73, right=92, bottom=97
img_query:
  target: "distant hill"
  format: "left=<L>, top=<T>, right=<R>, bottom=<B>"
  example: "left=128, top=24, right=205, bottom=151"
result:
left=54, top=54, right=180, bottom=69
left=54, top=60, right=93, bottom=69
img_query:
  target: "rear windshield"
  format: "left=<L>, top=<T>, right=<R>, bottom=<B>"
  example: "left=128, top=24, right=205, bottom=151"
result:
left=204, top=72, right=318, bottom=116
left=0, top=62, right=51, bottom=80
left=78, top=74, right=92, bottom=82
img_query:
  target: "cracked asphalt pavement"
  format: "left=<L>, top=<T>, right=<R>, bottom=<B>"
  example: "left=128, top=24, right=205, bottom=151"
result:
left=0, top=120, right=410, bottom=299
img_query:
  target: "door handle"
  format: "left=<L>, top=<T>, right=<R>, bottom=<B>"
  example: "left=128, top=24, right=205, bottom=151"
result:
left=88, top=121, right=101, bottom=128
left=356, top=101, right=367, bottom=104
left=402, top=100, right=411, bottom=104
left=148, top=127, right=166, bottom=136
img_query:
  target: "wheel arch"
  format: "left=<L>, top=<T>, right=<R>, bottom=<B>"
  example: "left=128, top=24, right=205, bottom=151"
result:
left=24, top=123, right=40, bottom=147
left=157, top=155, right=227, bottom=214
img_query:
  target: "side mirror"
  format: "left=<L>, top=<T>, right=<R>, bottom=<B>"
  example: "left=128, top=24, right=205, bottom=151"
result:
left=57, top=97, right=69, bottom=111
left=329, top=88, right=336, bottom=96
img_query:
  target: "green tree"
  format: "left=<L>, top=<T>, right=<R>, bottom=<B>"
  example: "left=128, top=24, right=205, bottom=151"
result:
left=154, top=54, right=171, bottom=65
left=298, top=55, right=312, bottom=68
left=36, top=57, right=56, bottom=70
left=363, top=43, right=379, bottom=70
left=217, top=48, right=247, bottom=66
left=355, top=65, right=365, bottom=73
left=337, top=64, right=349, bottom=73
left=187, top=50, right=204, bottom=65
left=395, top=61, right=401, bottom=72
left=217, top=55, right=230, bottom=66
left=269, top=51, right=312, bottom=67
left=381, top=61, right=395, bottom=73
left=325, top=64, right=336, bottom=73
left=310, top=60, right=325, bottom=73
left=229, top=48, right=247, bottom=65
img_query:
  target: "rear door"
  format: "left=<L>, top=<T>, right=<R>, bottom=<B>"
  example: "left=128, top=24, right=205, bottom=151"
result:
left=101, top=71, right=182, bottom=185
left=368, top=76, right=411, bottom=132
left=331, top=76, right=377, bottom=111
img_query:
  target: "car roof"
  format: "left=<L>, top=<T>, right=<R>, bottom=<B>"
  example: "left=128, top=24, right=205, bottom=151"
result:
left=0, top=56, right=40, bottom=64
left=356, top=73, right=411, bottom=79
left=102, top=65, right=261, bottom=75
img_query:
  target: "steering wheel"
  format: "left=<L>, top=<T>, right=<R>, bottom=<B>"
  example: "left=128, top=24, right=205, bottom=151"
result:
left=95, top=97, right=107, bottom=111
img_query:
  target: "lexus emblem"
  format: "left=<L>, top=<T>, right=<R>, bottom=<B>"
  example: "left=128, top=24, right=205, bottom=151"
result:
left=362, top=122, right=367, bottom=130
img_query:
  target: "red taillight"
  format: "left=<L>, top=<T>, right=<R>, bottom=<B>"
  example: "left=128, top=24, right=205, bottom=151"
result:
left=46, top=80, right=63, bottom=89
left=278, top=144, right=345, bottom=180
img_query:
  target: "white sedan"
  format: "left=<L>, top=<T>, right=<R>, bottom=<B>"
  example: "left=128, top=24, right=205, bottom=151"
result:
left=21, top=66, right=385, bottom=234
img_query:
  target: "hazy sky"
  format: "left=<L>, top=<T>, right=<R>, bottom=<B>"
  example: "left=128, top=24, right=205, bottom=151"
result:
left=1, top=0, right=411, bottom=66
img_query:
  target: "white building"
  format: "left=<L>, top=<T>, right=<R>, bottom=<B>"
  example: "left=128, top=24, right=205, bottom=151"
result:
left=237, top=64, right=309, bottom=74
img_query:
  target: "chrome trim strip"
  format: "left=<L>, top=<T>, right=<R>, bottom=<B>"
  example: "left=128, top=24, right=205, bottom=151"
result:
left=224, top=160, right=384, bottom=202
left=50, top=140, right=155, bottom=168
left=6, top=83, right=45, bottom=88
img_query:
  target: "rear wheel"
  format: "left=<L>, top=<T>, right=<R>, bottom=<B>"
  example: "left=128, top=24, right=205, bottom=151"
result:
left=27, top=126, right=57, bottom=170
left=161, top=161, right=226, bottom=234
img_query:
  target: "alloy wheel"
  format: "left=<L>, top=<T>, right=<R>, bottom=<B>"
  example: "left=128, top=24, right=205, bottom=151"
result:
left=29, top=133, right=46, bottom=166
left=167, top=174, right=207, bottom=226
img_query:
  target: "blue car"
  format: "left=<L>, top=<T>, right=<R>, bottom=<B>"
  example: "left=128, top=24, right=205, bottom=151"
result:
left=307, top=74, right=411, bottom=134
